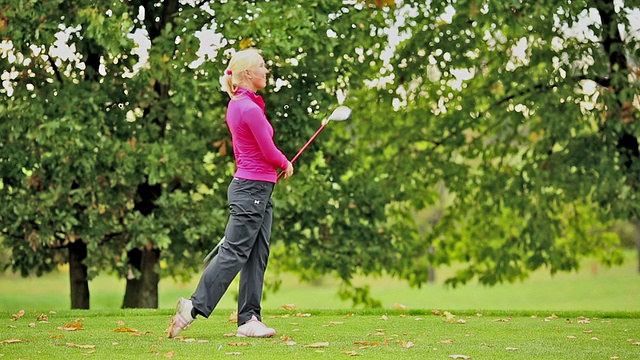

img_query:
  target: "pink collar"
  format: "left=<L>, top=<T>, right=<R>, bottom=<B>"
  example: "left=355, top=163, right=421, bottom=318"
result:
left=236, top=87, right=265, bottom=112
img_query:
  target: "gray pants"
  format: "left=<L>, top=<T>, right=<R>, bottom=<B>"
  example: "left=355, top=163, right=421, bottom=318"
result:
left=191, top=177, right=275, bottom=326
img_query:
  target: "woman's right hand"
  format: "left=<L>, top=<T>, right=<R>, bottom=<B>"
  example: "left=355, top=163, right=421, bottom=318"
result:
left=283, top=161, right=294, bottom=179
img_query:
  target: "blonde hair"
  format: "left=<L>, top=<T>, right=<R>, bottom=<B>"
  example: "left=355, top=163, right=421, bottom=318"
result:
left=219, top=48, right=263, bottom=98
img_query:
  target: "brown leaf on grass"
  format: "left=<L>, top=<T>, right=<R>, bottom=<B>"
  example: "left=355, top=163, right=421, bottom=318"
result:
left=66, top=342, right=96, bottom=349
left=37, top=314, right=49, bottom=322
left=493, top=318, right=510, bottom=322
left=11, top=310, right=25, bottom=321
left=1, top=338, right=25, bottom=345
left=324, top=321, right=344, bottom=327
left=223, top=332, right=236, bottom=337
left=632, top=342, right=640, bottom=346
left=305, top=342, right=329, bottom=348
left=114, top=327, right=138, bottom=333
left=354, top=341, right=379, bottom=347
left=282, top=304, right=296, bottom=310
left=163, top=350, right=175, bottom=358
left=584, top=330, right=593, bottom=334
left=432, top=310, right=442, bottom=315
left=130, top=331, right=153, bottom=336
left=58, top=323, right=84, bottom=331
left=226, top=352, right=243, bottom=356
left=342, top=350, right=359, bottom=356
left=443, top=311, right=456, bottom=323
left=28, top=323, right=36, bottom=328
left=380, top=315, right=389, bottom=321
left=296, top=313, right=312, bottom=317
left=506, top=347, right=519, bottom=350
left=439, top=339, right=454, bottom=344
left=228, top=342, right=250, bottom=346
left=449, top=355, right=471, bottom=359
left=229, top=311, right=238, bottom=323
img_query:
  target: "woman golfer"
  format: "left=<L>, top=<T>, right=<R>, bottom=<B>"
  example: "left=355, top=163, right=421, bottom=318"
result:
left=168, top=48, right=293, bottom=338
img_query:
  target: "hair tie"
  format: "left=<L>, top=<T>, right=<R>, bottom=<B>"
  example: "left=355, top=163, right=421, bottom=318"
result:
left=225, top=69, right=232, bottom=76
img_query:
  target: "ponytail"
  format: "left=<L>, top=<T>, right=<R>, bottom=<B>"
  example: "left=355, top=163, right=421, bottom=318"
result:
left=219, top=48, right=262, bottom=99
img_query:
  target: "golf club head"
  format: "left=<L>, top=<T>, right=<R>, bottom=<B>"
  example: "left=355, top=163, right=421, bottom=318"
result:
left=323, top=105, right=351, bottom=125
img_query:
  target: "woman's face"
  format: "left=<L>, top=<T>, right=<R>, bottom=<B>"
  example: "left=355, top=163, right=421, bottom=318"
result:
left=246, top=56, right=269, bottom=91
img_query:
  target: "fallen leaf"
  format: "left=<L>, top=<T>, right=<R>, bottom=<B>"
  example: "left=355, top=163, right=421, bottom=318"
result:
left=443, top=311, right=456, bottom=323
left=58, top=323, right=84, bottom=331
left=584, top=330, right=593, bottom=334
left=117, top=320, right=125, bottom=326
left=449, top=355, right=471, bottom=359
left=296, top=313, right=312, bottom=317
left=28, top=323, right=36, bottom=328
left=163, top=350, right=175, bottom=358
left=380, top=315, right=389, bottom=321
left=632, top=342, right=640, bottom=346
left=402, top=341, right=415, bottom=349
left=432, top=310, right=442, bottom=315
left=66, top=343, right=96, bottom=349
left=11, top=310, right=25, bottom=321
left=37, top=314, right=49, bottom=322
left=282, top=304, right=296, bottom=310
left=343, top=350, right=358, bottom=356
left=1, top=338, right=25, bottom=345
left=305, top=342, right=329, bottom=348
left=506, top=347, right=518, bottom=350
left=198, top=340, right=209, bottom=343
left=414, top=317, right=424, bottom=321
left=229, top=311, right=238, bottom=323
left=440, top=339, right=454, bottom=344
left=591, top=337, right=599, bottom=341
left=354, top=341, right=379, bottom=347
left=226, top=352, right=243, bottom=355
left=476, top=313, right=484, bottom=317
left=114, top=327, right=138, bottom=333
left=285, top=341, right=297, bottom=346
left=182, top=338, right=196, bottom=342
left=228, top=342, right=250, bottom=346
left=457, top=319, right=467, bottom=324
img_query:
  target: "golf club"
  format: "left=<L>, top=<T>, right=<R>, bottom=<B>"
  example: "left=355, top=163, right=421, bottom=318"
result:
left=203, top=105, right=352, bottom=266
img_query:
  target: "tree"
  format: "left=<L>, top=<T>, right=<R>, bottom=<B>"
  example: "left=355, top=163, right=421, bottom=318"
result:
left=374, top=0, right=638, bottom=285
left=0, top=0, right=413, bottom=309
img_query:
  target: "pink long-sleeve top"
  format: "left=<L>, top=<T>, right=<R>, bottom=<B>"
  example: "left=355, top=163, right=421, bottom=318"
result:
left=226, top=88, right=289, bottom=183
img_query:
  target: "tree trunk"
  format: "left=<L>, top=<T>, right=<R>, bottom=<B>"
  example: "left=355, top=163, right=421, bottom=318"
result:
left=68, top=241, right=90, bottom=309
left=122, top=248, right=161, bottom=308
left=634, top=219, right=640, bottom=274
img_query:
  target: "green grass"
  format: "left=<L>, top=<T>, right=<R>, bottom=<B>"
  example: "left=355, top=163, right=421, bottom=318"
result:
left=1, top=252, right=639, bottom=359
left=2, top=309, right=640, bottom=359
left=1, top=251, right=638, bottom=313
